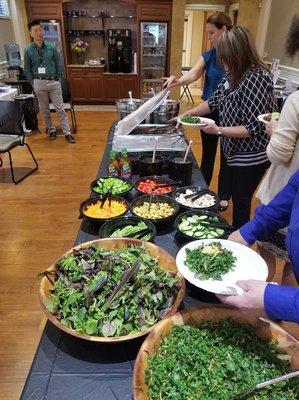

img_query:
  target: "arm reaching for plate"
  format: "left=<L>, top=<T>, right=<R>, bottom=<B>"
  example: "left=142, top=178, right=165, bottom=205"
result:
left=176, top=101, right=211, bottom=121
left=163, top=57, right=205, bottom=89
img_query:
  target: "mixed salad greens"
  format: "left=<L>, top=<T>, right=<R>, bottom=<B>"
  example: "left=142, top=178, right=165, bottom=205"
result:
left=145, top=319, right=299, bottom=400
left=92, top=177, right=132, bottom=195
left=41, top=244, right=180, bottom=337
left=180, top=115, right=201, bottom=124
left=185, top=242, right=236, bottom=280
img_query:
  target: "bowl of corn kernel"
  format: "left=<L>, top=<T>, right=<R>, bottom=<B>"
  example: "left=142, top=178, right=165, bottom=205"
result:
left=130, top=194, right=179, bottom=227
left=79, top=195, right=129, bottom=222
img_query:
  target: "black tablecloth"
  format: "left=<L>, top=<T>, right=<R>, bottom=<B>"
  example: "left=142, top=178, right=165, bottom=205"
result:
left=21, top=124, right=212, bottom=400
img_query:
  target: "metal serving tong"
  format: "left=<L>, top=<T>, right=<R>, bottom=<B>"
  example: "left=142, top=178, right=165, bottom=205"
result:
left=100, top=183, right=115, bottom=208
left=184, top=188, right=210, bottom=201
left=155, top=180, right=182, bottom=188
left=231, top=370, right=299, bottom=399
left=201, top=220, right=235, bottom=233
left=104, top=260, right=141, bottom=309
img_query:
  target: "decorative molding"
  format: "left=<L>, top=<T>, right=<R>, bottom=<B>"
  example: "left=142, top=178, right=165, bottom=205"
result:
left=185, top=4, right=225, bottom=11
left=256, top=0, right=272, bottom=57
left=278, top=64, right=299, bottom=86
left=266, top=61, right=299, bottom=86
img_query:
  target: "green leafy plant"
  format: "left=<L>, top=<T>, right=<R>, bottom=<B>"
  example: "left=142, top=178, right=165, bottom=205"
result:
left=185, top=242, right=236, bottom=280
left=145, top=319, right=299, bottom=400
left=41, top=244, right=180, bottom=337
left=181, top=115, right=201, bottom=124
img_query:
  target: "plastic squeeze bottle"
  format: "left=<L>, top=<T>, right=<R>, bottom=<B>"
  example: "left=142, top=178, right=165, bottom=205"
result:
left=119, top=148, right=132, bottom=179
left=108, top=150, right=119, bottom=176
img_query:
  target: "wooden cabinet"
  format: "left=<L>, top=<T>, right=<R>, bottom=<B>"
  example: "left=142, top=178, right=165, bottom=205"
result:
left=104, top=74, right=139, bottom=101
left=136, top=1, right=172, bottom=21
left=68, top=67, right=138, bottom=104
left=104, top=75, right=122, bottom=100
left=69, top=75, right=89, bottom=101
left=121, top=75, right=139, bottom=98
left=25, top=1, right=62, bottom=21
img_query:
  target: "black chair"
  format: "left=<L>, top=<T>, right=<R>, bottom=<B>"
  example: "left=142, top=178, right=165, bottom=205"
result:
left=49, top=77, right=77, bottom=133
left=180, top=67, right=195, bottom=104
left=0, top=100, right=38, bottom=184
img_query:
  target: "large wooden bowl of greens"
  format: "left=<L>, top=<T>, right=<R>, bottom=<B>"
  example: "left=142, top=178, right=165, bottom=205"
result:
left=133, top=307, right=299, bottom=399
left=39, top=238, right=185, bottom=343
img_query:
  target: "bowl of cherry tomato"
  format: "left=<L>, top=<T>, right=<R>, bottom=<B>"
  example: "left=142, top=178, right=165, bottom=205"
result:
left=135, top=176, right=176, bottom=196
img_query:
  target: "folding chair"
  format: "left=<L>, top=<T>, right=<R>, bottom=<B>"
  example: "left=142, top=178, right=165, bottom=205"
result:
left=49, top=77, right=77, bottom=133
left=180, top=67, right=195, bottom=104
left=0, top=100, right=38, bottom=184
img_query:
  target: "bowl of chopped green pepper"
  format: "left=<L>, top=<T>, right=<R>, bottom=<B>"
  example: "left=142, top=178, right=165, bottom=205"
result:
left=99, top=216, right=156, bottom=241
left=39, top=238, right=185, bottom=343
left=133, top=307, right=299, bottom=400
left=90, top=176, right=133, bottom=197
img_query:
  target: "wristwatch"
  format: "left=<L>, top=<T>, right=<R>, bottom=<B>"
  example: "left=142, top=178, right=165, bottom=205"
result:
left=217, top=128, right=223, bottom=137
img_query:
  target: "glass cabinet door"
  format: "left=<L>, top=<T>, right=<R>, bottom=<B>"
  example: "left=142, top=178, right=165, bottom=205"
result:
left=140, top=22, right=168, bottom=98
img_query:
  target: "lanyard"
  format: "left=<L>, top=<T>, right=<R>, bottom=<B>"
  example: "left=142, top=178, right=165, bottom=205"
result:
left=35, top=43, right=45, bottom=67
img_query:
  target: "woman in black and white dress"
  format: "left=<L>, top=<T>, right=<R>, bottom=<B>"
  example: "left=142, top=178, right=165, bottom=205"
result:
left=178, top=26, right=276, bottom=229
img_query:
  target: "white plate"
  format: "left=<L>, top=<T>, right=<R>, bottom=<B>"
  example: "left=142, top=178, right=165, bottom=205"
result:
left=258, top=113, right=280, bottom=125
left=177, top=116, right=215, bottom=127
left=176, top=239, right=268, bottom=295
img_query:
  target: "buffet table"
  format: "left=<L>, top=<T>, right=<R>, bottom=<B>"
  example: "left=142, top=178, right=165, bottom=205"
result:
left=21, top=124, right=210, bottom=400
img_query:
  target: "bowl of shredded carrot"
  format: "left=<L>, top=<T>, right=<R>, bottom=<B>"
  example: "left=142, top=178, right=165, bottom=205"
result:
left=79, top=195, right=129, bottom=222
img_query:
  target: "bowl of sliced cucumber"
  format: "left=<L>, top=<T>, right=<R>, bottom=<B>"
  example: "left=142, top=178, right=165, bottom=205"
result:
left=175, top=210, right=230, bottom=241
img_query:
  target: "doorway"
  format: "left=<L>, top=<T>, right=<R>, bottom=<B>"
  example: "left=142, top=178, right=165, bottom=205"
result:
left=182, top=5, right=225, bottom=97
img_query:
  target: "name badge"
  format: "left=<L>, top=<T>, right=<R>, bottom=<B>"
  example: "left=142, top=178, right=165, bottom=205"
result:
left=38, top=67, right=46, bottom=74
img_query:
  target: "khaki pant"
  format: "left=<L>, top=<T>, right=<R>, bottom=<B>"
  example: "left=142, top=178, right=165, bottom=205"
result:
left=33, top=79, right=71, bottom=136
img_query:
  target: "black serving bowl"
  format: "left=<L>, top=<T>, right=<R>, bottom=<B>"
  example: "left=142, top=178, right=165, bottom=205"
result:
left=90, top=176, right=133, bottom=197
left=174, top=209, right=230, bottom=241
left=135, top=175, right=176, bottom=196
left=99, top=216, right=156, bottom=241
left=172, top=186, right=219, bottom=212
left=79, top=195, right=129, bottom=223
left=130, top=194, right=180, bottom=227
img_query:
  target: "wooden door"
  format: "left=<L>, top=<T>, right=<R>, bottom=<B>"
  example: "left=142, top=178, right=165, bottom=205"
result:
left=88, top=75, right=104, bottom=100
left=69, top=75, right=89, bottom=101
left=104, top=75, right=121, bottom=100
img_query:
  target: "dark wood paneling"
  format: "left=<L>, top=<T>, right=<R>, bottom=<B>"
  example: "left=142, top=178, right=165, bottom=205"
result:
left=137, top=1, right=172, bottom=21
left=26, top=2, right=61, bottom=21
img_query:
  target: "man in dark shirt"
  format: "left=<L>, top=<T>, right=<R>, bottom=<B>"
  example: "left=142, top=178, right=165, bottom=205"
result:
left=24, top=20, right=75, bottom=143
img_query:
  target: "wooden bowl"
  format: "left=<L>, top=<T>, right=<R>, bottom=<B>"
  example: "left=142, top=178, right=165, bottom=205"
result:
left=133, top=307, right=299, bottom=399
left=39, top=238, right=185, bottom=343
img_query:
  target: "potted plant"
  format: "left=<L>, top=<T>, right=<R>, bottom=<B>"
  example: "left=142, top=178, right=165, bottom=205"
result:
left=70, top=37, right=89, bottom=64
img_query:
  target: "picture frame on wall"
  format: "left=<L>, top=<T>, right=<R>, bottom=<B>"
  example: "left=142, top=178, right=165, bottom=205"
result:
left=0, top=0, right=11, bottom=19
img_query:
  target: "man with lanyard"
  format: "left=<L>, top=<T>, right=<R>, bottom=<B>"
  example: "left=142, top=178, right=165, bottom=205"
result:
left=24, top=20, right=76, bottom=143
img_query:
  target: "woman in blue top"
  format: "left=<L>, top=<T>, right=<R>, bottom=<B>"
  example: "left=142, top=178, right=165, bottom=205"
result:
left=164, top=12, right=233, bottom=211
left=218, top=170, right=299, bottom=323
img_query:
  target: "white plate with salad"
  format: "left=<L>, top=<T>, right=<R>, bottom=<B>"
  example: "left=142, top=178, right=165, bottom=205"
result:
left=177, top=115, right=215, bottom=127
left=258, top=112, right=280, bottom=124
left=176, top=239, right=268, bottom=295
